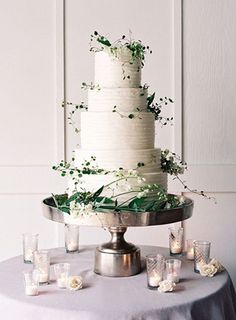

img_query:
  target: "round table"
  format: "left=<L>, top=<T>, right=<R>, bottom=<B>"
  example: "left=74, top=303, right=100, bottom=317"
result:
left=0, top=245, right=235, bottom=320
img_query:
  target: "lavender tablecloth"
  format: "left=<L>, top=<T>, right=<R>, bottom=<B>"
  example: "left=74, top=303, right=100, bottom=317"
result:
left=0, top=245, right=235, bottom=320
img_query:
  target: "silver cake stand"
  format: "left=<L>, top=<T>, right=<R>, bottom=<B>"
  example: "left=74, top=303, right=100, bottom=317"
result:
left=42, top=196, right=193, bottom=277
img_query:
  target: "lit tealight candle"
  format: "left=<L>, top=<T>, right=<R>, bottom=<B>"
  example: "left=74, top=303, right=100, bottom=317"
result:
left=57, top=272, right=68, bottom=288
left=149, top=273, right=162, bottom=287
left=166, top=272, right=179, bottom=283
left=67, top=241, right=78, bottom=252
left=25, top=284, right=38, bottom=296
left=39, top=271, right=49, bottom=284
left=171, top=242, right=182, bottom=254
left=187, top=247, right=194, bottom=260
left=24, top=249, right=34, bottom=262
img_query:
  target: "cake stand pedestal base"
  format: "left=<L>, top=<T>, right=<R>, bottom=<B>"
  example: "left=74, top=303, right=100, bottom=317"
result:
left=94, top=227, right=141, bottom=277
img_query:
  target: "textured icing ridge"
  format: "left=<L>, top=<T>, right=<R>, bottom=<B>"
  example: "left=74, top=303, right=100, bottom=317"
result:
left=68, top=172, right=167, bottom=202
left=95, top=50, right=141, bottom=88
left=74, top=148, right=162, bottom=172
left=88, top=87, right=148, bottom=112
left=81, top=112, right=155, bottom=150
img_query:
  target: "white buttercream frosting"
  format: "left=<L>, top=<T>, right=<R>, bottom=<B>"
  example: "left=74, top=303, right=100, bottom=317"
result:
left=80, top=112, right=155, bottom=150
left=68, top=171, right=167, bottom=202
left=95, top=49, right=141, bottom=88
left=88, top=87, right=148, bottom=112
left=74, top=148, right=161, bottom=172
left=69, top=43, right=168, bottom=202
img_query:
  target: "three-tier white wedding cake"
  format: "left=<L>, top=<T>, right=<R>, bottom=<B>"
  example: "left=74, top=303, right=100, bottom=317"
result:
left=71, top=45, right=167, bottom=201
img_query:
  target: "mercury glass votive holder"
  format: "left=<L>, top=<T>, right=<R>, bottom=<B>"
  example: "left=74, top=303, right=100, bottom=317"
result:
left=65, top=224, right=79, bottom=253
left=165, top=259, right=182, bottom=283
left=33, top=250, right=50, bottom=284
left=194, top=241, right=211, bottom=273
left=22, top=233, right=39, bottom=263
left=146, top=254, right=165, bottom=290
left=54, top=263, right=70, bottom=289
left=23, top=270, right=39, bottom=296
left=169, top=227, right=184, bottom=256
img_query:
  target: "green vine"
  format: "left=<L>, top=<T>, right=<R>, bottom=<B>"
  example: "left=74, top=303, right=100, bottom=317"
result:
left=81, top=82, right=101, bottom=91
left=161, top=149, right=216, bottom=201
left=147, top=93, right=174, bottom=125
left=90, top=31, right=152, bottom=68
left=62, top=101, right=88, bottom=133
left=112, top=106, right=142, bottom=120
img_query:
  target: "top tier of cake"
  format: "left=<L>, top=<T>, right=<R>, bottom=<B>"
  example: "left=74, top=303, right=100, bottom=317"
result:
left=95, top=48, right=141, bottom=88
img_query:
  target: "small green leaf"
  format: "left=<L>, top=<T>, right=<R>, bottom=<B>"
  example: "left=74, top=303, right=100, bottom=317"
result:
left=128, top=198, right=145, bottom=209
left=67, top=192, right=81, bottom=203
left=95, top=197, right=115, bottom=204
left=144, top=200, right=156, bottom=211
left=97, top=37, right=111, bottom=47
left=92, top=186, right=104, bottom=200
left=147, top=92, right=155, bottom=106
left=58, top=206, right=70, bottom=214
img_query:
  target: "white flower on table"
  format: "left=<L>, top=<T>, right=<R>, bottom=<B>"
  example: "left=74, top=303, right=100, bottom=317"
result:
left=67, top=276, right=83, bottom=291
left=199, top=264, right=218, bottom=277
left=199, top=258, right=224, bottom=277
left=209, top=258, right=225, bottom=273
left=158, top=280, right=176, bottom=293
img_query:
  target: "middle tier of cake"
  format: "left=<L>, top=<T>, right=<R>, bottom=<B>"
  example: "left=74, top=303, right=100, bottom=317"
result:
left=88, top=87, right=148, bottom=112
left=80, top=112, right=155, bottom=150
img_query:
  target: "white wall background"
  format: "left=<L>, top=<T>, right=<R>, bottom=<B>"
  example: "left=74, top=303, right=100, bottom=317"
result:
left=0, top=0, right=235, bottom=287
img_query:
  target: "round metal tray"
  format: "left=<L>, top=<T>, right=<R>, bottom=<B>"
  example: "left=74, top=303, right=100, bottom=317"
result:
left=42, top=195, right=193, bottom=228
left=42, top=195, right=193, bottom=277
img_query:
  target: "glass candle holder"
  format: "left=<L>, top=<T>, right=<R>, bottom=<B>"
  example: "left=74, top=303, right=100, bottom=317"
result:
left=169, top=227, right=184, bottom=256
left=23, top=270, right=39, bottom=296
left=165, top=259, right=182, bottom=283
left=33, top=250, right=50, bottom=284
left=65, top=224, right=79, bottom=253
left=22, top=233, right=39, bottom=263
left=194, top=240, right=211, bottom=273
left=186, top=239, right=195, bottom=260
left=146, top=254, right=165, bottom=289
left=54, top=263, right=70, bottom=289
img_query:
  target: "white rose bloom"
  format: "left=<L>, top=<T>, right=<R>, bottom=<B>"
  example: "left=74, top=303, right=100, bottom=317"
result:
left=199, top=264, right=218, bottom=277
left=67, top=276, right=83, bottom=291
left=158, top=280, right=176, bottom=293
left=209, top=258, right=225, bottom=272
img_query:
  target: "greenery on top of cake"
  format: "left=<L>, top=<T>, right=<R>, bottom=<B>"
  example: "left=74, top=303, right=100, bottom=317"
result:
left=90, top=31, right=152, bottom=67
